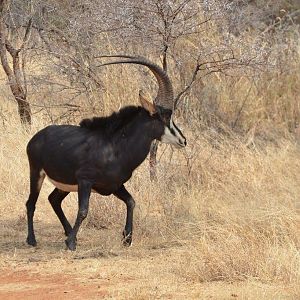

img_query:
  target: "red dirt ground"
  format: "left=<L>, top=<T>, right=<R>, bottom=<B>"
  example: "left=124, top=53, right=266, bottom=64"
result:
left=0, top=269, right=108, bottom=300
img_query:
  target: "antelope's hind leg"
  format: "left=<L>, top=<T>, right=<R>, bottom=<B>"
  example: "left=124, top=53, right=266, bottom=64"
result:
left=26, top=168, right=45, bottom=246
left=48, top=188, right=71, bottom=236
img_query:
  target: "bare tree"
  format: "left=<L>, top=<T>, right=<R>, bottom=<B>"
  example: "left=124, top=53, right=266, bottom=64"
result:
left=115, top=0, right=204, bottom=180
left=0, top=0, right=32, bottom=125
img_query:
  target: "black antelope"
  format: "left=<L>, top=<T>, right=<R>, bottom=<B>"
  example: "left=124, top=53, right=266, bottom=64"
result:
left=25, top=56, right=186, bottom=250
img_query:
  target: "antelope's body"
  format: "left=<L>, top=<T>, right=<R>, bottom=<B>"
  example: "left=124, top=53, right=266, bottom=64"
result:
left=26, top=56, right=186, bottom=250
left=29, top=107, right=156, bottom=195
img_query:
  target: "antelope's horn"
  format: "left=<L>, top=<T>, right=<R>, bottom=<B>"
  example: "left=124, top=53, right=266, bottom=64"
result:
left=97, top=55, right=174, bottom=112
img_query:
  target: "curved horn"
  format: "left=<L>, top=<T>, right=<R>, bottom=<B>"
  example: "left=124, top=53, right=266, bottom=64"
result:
left=97, top=55, right=174, bottom=111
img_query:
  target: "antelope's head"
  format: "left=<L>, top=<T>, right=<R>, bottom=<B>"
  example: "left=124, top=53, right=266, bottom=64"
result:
left=139, top=91, right=186, bottom=148
left=98, top=55, right=187, bottom=148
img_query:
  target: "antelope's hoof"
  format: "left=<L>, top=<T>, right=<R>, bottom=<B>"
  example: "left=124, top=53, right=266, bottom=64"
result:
left=26, top=236, right=37, bottom=247
left=65, top=238, right=77, bottom=251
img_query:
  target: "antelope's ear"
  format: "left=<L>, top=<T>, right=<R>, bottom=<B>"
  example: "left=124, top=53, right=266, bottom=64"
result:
left=139, top=90, right=156, bottom=116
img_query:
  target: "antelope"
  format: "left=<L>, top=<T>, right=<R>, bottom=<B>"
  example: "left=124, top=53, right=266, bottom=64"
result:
left=25, top=56, right=186, bottom=250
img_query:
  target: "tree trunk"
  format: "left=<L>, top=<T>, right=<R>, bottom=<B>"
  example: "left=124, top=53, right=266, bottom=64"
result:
left=16, top=95, right=32, bottom=125
left=0, top=0, right=32, bottom=127
left=149, top=140, right=158, bottom=181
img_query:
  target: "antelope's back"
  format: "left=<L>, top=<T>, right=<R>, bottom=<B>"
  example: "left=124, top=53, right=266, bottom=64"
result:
left=26, top=125, right=97, bottom=181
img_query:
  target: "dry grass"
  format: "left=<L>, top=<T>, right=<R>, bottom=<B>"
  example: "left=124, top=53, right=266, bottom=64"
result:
left=1, top=93, right=300, bottom=298
left=0, top=21, right=300, bottom=297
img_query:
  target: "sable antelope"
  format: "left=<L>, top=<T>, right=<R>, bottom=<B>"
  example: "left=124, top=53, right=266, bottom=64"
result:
left=26, top=56, right=186, bottom=250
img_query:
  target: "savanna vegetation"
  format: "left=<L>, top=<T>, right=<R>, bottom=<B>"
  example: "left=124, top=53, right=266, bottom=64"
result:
left=0, top=0, right=300, bottom=299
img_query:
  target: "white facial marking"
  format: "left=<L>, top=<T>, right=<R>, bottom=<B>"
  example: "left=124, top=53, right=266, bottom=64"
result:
left=160, top=119, right=186, bottom=148
left=161, top=126, right=180, bottom=146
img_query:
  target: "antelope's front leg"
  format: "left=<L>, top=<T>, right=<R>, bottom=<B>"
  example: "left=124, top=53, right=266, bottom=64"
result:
left=114, top=185, right=135, bottom=246
left=65, top=180, right=92, bottom=251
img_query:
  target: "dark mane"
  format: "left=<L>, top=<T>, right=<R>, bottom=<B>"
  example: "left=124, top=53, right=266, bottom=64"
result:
left=79, top=106, right=143, bottom=135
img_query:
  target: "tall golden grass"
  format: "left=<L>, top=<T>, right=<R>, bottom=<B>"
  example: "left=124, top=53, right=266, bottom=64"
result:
left=1, top=97, right=299, bottom=290
left=0, top=25, right=300, bottom=298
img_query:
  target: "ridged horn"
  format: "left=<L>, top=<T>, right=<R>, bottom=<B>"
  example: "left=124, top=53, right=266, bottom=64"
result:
left=97, top=55, right=174, bottom=111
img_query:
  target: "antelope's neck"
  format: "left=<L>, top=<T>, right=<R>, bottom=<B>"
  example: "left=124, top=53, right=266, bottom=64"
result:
left=115, top=119, right=154, bottom=172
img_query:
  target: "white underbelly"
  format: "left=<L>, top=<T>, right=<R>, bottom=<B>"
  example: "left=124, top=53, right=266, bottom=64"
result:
left=48, top=178, right=78, bottom=192
left=41, top=170, right=96, bottom=193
